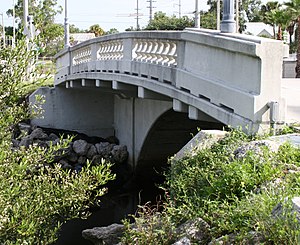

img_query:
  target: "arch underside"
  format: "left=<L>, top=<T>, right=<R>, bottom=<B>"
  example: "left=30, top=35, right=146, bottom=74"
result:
left=136, top=109, right=225, bottom=179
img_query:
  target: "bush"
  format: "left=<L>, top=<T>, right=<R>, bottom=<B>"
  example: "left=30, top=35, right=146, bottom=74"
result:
left=122, top=129, right=300, bottom=244
left=0, top=40, right=115, bottom=244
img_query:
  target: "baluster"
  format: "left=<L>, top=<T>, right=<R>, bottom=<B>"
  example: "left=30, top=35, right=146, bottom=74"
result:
left=134, top=40, right=144, bottom=61
left=116, top=41, right=123, bottom=60
left=161, top=42, right=170, bottom=66
left=97, top=44, right=105, bottom=60
left=154, top=41, right=164, bottom=65
left=131, top=39, right=140, bottom=60
left=168, top=42, right=177, bottom=66
left=140, top=41, right=149, bottom=63
left=145, top=41, right=155, bottom=63
left=149, top=41, right=159, bottom=64
left=111, top=41, right=118, bottom=60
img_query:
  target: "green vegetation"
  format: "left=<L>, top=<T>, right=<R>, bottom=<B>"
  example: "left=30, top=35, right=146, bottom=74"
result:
left=0, top=40, right=115, bottom=244
left=122, top=129, right=300, bottom=244
left=145, top=12, right=194, bottom=31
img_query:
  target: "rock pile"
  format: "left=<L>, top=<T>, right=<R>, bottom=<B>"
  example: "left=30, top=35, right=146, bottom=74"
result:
left=12, top=123, right=129, bottom=170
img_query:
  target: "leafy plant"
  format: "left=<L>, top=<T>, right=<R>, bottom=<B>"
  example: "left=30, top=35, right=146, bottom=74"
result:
left=122, top=128, right=300, bottom=244
left=0, top=40, right=115, bottom=244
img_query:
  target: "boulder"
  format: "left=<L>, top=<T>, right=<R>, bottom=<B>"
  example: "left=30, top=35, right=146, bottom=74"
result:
left=272, top=196, right=300, bottom=223
left=11, top=139, right=20, bottom=148
left=48, top=133, right=59, bottom=141
left=92, top=155, right=104, bottom=165
left=18, top=122, right=32, bottom=135
left=59, top=159, right=72, bottom=170
left=175, top=218, right=211, bottom=244
left=209, top=231, right=265, bottom=244
left=172, top=237, right=191, bottom=245
left=234, top=140, right=281, bottom=160
left=73, top=139, right=90, bottom=156
left=96, top=142, right=114, bottom=158
left=82, top=223, right=124, bottom=245
left=111, top=145, right=128, bottom=163
left=34, top=140, right=48, bottom=149
left=19, top=135, right=33, bottom=148
left=66, top=150, right=78, bottom=163
left=78, top=156, right=87, bottom=166
left=87, top=144, right=97, bottom=159
left=30, top=128, right=48, bottom=140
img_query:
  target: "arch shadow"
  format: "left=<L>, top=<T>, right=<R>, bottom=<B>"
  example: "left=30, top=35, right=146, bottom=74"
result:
left=136, top=109, right=225, bottom=181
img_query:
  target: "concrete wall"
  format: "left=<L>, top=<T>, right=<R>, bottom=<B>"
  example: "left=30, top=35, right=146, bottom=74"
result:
left=283, top=59, right=296, bottom=78
left=114, top=96, right=172, bottom=169
left=30, top=87, right=115, bottom=137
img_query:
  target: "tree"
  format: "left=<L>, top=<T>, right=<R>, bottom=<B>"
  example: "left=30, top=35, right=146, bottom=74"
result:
left=70, top=24, right=86, bottom=33
left=285, top=0, right=300, bottom=77
left=145, top=12, right=194, bottom=30
left=7, top=0, right=64, bottom=56
left=0, top=40, right=114, bottom=243
left=88, top=24, right=105, bottom=37
left=106, top=28, right=119, bottom=35
left=241, top=0, right=262, bottom=22
left=259, top=1, right=281, bottom=38
left=265, top=8, right=291, bottom=40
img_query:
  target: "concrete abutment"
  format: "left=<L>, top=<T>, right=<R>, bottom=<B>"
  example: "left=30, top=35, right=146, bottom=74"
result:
left=30, top=86, right=224, bottom=175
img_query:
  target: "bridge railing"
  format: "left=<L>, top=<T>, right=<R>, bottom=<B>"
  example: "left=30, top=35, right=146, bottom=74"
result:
left=55, top=30, right=287, bottom=129
left=55, top=32, right=181, bottom=83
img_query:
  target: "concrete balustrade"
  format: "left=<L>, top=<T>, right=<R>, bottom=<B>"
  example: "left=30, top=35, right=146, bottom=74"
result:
left=54, top=29, right=287, bottom=133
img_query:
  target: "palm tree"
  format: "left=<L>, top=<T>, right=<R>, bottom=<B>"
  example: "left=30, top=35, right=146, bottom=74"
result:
left=88, top=24, right=105, bottom=37
left=285, top=0, right=300, bottom=77
left=260, top=1, right=281, bottom=38
left=266, top=8, right=291, bottom=40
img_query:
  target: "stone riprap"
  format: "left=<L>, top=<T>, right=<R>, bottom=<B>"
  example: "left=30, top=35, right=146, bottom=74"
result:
left=12, top=123, right=129, bottom=170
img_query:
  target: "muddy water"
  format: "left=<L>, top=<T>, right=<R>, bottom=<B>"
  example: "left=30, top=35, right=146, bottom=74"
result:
left=54, top=179, right=164, bottom=245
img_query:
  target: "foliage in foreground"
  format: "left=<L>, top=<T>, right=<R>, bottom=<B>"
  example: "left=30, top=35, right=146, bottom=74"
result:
left=123, top=129, right=300, bottom=244
left=0, top=40, right=114, bottom=244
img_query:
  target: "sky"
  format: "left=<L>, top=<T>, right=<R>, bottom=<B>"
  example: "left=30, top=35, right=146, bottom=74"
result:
left=0, top=0, right=210, bottom=32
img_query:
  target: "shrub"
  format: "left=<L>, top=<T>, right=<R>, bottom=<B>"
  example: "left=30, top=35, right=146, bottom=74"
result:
left=122, top=129, right=300, bottom=244
left=0, top=40, right=115, bottom=244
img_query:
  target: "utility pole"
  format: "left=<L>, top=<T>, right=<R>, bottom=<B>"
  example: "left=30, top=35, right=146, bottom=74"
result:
left=236, top=0, right=239, bottom=33
left=23, top=0, right=29, bottom=45
left=217, top=0, right=220, bottom=30
left=0, top=13, right=5, bottom=48
left=13, top=0, right=15, bottom=47
left=147, top=0, right=156, bottom=21
left=195, top=0, right=200, bottom=28
left=178, top=0, right=182, bottom=18
left=64, top=0, right=70, bottom=48
left=135, top=0, right=141, bottom=30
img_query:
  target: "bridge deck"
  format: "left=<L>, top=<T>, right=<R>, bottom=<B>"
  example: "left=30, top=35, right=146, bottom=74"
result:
left=282, top=79, right=300, bottom=124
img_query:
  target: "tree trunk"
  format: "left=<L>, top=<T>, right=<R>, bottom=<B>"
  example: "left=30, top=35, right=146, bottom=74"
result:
left=287, top=23, right=294, bottom=44
left=277, top=26, right=282, bottom=40
left=296, top=17, right=300, bottom=78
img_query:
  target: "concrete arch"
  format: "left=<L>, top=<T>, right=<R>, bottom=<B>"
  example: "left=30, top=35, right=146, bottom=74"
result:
left=135, top=109, right=225, bottom=179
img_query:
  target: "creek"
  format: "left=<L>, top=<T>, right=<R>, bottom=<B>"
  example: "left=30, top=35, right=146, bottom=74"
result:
left=54, top=173, right=165, bottom=245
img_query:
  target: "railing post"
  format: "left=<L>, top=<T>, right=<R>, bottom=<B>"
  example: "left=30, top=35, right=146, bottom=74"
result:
left=90, top=43, right=98, bottom=71
left=121, top=38, right=134, bottom=73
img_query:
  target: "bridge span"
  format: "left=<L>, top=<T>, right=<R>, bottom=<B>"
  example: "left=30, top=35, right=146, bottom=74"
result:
left=30, top=29, right=290, bottom=174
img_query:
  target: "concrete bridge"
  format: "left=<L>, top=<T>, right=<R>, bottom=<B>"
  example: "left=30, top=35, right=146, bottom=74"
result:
left=30, top=28, right=293, bottom=176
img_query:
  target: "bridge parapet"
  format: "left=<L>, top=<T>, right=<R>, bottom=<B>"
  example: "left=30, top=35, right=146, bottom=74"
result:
left=54, top=30, right=287, bottom=132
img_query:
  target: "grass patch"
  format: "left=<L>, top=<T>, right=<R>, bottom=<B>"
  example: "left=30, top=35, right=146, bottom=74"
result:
left=122, top=129, right=300, bottom=244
